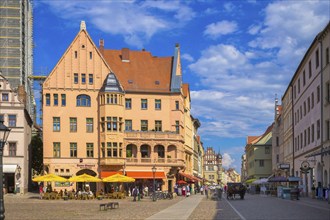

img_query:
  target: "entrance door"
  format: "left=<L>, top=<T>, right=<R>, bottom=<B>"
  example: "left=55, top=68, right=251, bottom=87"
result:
left=5, top=173, right=15, bottom=193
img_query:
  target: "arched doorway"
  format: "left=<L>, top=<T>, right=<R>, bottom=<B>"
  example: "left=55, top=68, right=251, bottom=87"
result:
left=75, top=169, right=97, bottom=193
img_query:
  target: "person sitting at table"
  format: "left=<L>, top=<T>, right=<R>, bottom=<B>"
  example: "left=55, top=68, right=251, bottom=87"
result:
left=88, top=190, right=94, bottom=199
left=99, top=189, right=104, bottom=195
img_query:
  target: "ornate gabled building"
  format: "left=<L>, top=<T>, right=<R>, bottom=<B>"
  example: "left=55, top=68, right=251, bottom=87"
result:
left=203, top=147, right=222, bottom=185
left=42, top=22, right=199, bottom=193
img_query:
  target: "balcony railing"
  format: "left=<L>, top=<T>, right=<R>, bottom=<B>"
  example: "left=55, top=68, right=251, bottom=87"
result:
left=124, top=131, right=183, bottom=141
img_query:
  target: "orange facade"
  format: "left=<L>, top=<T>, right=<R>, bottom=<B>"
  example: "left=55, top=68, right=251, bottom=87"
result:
left=42, top=23, right=193, bottom=192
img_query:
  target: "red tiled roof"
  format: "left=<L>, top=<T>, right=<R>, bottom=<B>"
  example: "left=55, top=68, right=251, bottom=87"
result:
left=102, top=48, right=173, bottom=93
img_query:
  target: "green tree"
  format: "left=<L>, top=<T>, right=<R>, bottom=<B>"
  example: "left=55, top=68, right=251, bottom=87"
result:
left=31, top=134, right=43, bottom=174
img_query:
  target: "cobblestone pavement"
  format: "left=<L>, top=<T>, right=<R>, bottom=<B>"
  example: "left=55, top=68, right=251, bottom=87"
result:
left=189, top=193, right=330, bottom=220
left=4, top=193, right=329, bottom=220
left=4, top=193, right=185, bottom=220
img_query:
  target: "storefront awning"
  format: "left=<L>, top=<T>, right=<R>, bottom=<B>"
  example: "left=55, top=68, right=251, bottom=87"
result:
left=179, top=172, right=200, bottom=182
left=126, top=171, right=165, bottom=179
left=100, top=171, right=123, bottom=178
left=3, top=164, right=17, bottom=173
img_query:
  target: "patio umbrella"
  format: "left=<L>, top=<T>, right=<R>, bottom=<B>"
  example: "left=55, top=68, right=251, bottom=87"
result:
left=68, top=173, right=102, bottom=182
left=102, top=173, right=135, bottom=183
left=177, top=180, right=187, bottom=184
left=32, top=173, right=68, bottom=182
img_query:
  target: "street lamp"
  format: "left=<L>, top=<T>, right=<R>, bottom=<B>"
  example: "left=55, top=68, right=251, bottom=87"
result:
left=0, top=119, right=11, bottom=220
left=152, top=165, right=157, bottom=202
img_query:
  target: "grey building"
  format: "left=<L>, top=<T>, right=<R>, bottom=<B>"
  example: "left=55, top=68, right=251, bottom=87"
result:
left=0, top=0, right=35, bottom=119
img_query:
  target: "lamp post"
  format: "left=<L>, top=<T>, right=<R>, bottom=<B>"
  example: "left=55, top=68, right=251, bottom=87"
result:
left=0, top=119, right=11, bottom=220
left=152, top=165, right=157, bottom=202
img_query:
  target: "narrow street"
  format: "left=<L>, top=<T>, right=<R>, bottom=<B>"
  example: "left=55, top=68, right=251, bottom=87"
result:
left=190, top=193, right=330, bottom=220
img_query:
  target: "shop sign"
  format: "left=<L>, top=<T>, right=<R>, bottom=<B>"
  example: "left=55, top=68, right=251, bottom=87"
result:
left=76, top=164, right=95, bottom=169
left=278, top=164, right=290, bottom=170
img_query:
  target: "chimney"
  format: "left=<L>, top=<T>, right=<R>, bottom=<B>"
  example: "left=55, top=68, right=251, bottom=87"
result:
left=121, top=48, right=130, bottom=62
left=275, top=94, right=279, bottom=118
left=99, top=39, right=104, bottom=55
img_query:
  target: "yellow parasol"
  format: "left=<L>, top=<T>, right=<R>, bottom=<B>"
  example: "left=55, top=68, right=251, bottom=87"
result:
left=32, top=173, right=68, bottom=182
left=102, top=173, right=135, bottom=183
left=68, top=173, right=102, bottom=182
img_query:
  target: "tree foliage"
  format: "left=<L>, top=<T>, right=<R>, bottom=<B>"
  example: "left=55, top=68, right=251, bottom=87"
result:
left=31, top=134, right=43, bottom=174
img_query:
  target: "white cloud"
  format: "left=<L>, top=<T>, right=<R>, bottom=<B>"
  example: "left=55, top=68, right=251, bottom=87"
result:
left=248, top=1, right=329, bottom=67
left=43, top=0, right=195, bottom=48
left=223, top=2, right=235, bottom=13
left=181, top=53, right=194, bottom=62
left=222, top=153, right=235, bottom=169
left=204, top=20, right=238, bottom=38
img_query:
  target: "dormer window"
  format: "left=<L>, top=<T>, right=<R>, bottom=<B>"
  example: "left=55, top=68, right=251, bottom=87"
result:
left=155, top=81, right=160, bottom=85
left=128, top=80, right=133, bottom=84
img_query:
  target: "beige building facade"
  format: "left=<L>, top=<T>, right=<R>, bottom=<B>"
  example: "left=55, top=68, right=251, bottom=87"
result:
left=42, top=22, right=199, bottom=193
left=0, top=74, right=32, bottom=194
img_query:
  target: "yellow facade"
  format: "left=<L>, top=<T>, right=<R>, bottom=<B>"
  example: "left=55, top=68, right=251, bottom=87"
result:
left=42, top=23, right=195, bottom=193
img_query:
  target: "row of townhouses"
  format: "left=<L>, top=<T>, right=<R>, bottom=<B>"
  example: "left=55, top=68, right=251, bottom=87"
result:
left=242, top=21, right=330, bottom=196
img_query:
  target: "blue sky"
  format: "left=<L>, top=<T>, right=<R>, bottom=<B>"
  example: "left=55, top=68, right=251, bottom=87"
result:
left=33, top=0, right=330, bottom=172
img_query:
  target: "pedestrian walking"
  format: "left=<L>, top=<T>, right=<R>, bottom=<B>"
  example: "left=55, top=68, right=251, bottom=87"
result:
left=132, top=186, right=139, bottom=202
left=205, top=185, right=209, bottom=199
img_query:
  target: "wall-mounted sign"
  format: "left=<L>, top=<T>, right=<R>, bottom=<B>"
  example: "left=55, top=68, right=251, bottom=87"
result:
left=278, top=164, right=290, bottom=170
left=300, top=161, right=311, bottom=173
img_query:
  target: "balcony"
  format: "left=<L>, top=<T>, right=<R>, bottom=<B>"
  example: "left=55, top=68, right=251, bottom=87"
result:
left=100, top=157, right=125, bottom=166
left=124, top=131, right=184, bottom=142
left=124, top=157, right=184, bottom=167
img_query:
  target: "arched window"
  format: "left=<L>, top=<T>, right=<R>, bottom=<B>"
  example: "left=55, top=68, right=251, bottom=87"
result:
left=76, top=95, right=91, bottom=107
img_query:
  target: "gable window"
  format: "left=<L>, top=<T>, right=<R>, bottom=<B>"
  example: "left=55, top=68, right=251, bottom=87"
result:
left=86, top=143, right=94, bottom=157
left=175, top=101, right=179, bottom=110
left=74, top=73, right=79, bottom=84
left=86, top=118, right=93, bottom=133
left=259, top=160, right=264, bottom=167
left=265, top=146, right=270, bottom=154
left=70, top=117, right=77, bottom=132
left=76, top=95, right=91, bottom=107
left=74, top=51, right=77, bottom=59
left=2, top=93, right=8, bottom=101
left=141, top=120, right=148, bottom=131
left=61, top=94, right=66, bottom=106
left=141, top=99, right=148, bottom=109
left=53, top=142, right=61, bottom=158
left=317, top=86, right=320, bottom=103
left=155, top=120, right=162, bottom=131
left=8, top=115, right=16, bottom=127
left=46, top=94, right=50, bottom=106
left=89, top=51, right=92, bottom=60
left=89, top=74, right=93, bottom=84
left=298, top=79, right=300, bottom=93
left=125, top=99, right=132, bottom=109
left=175, top=121, right=180, bottom=134
left=54, top=94, right=58, bottom=106
left=70, top=143, right=77, bottom=158
left=326, top=47, right=329, bottom=64
left=155, top=99, right=161, bottom=110
left=309, top=60, right=312, bottom=78
left=125, top=120, right=132, bottom=131
left=81, top=73, right=86, bottom=84
left=53, top=117, right=60, bottom=131
left=8, top=142, right=16, bottom=156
